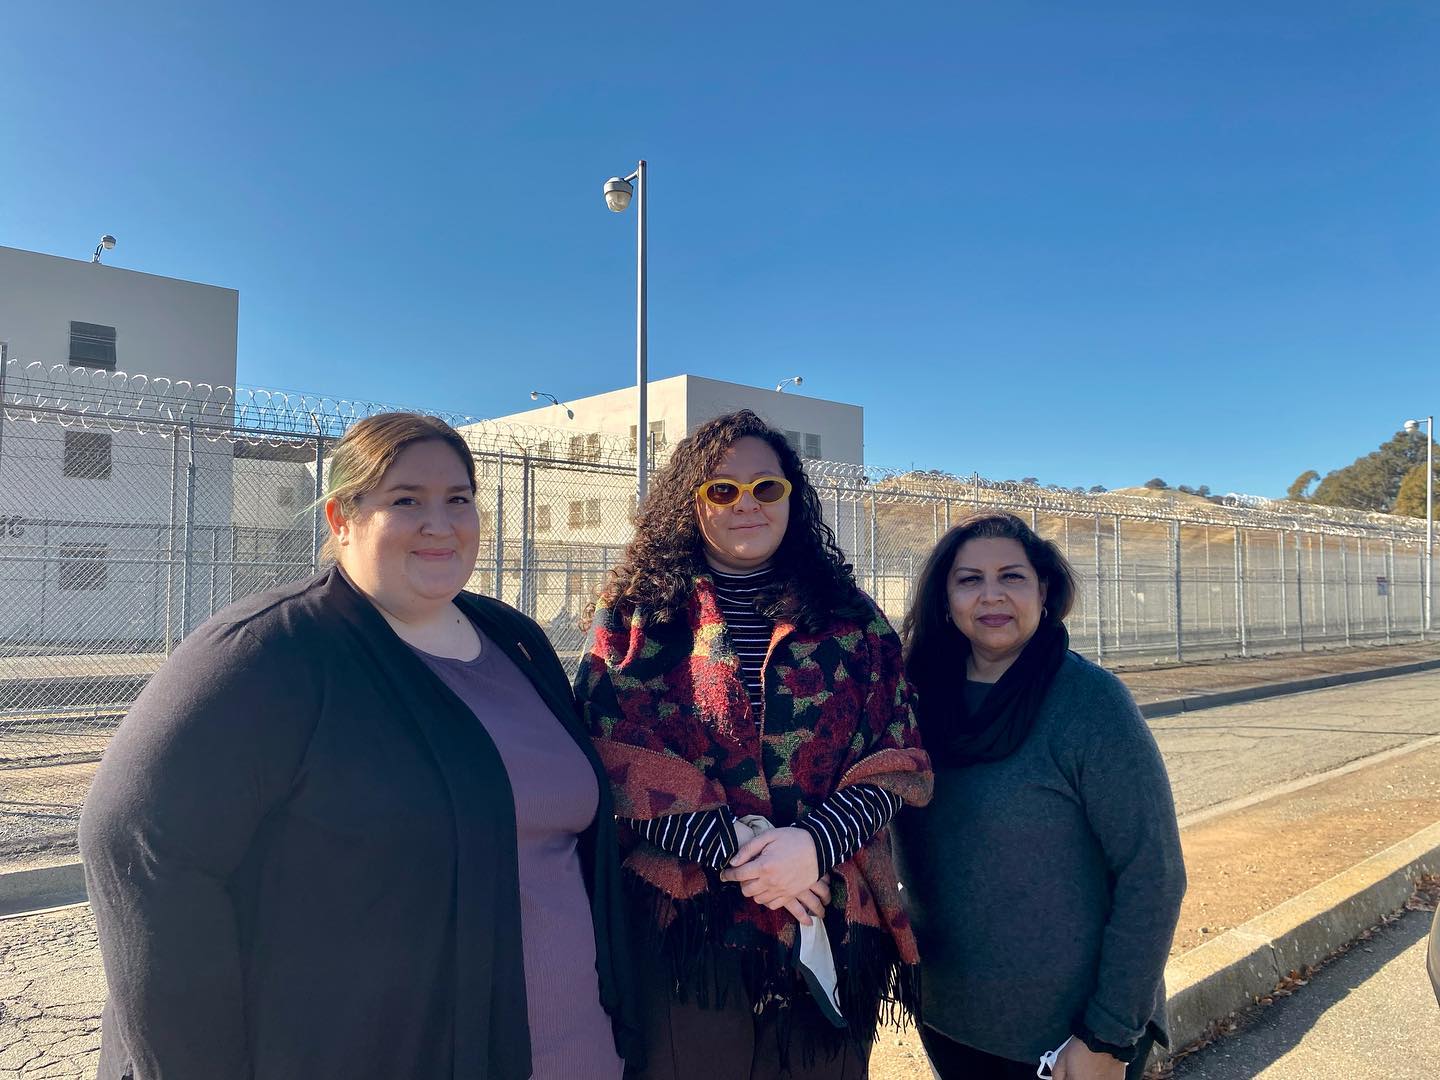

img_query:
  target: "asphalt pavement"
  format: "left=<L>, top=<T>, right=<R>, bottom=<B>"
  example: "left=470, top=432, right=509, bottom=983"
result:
left=1150, top=669, right=1440, bottom=818
left=1172, top=906, right=1440, bottom=1079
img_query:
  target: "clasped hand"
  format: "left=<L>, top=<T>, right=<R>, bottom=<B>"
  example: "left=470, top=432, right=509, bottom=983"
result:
left=719, top=827, right=829, bottom=926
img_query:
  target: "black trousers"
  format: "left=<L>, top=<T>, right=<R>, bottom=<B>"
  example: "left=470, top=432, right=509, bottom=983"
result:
left=920, top=1025, right=1154, bottom=1080
left=625, top=936, right=871, bottom=1080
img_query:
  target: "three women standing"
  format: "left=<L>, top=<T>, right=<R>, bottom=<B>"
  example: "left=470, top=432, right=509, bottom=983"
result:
left=577, top=410, right=932, bottom=1079
left=897, top=512, right=1186, bottom=1080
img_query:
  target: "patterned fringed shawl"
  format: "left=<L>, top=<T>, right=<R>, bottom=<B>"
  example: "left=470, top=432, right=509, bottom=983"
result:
left=576, top=572, right=933, bottom=1042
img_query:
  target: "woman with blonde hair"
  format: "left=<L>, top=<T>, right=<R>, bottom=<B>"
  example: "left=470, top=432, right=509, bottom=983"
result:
left=81, top=412, right=639, bottom=1079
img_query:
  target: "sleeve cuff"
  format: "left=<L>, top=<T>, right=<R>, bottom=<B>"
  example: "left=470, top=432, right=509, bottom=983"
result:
left=793, top=817, right=835, bottom=877
left=1073, top=1021, right=1137, bottom=1063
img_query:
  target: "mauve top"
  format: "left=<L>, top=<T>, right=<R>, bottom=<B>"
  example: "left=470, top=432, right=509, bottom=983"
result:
left=413, top=629, right=623, bottom=1080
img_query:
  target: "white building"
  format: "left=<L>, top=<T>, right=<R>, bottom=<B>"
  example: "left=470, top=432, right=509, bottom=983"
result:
left=0, top=244, right=240, bottom=647
left=486, top=374, right=865, bottom=466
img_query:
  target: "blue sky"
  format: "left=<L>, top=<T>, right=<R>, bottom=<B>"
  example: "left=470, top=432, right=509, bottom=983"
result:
left=3, top=2, right=1436, bottom=496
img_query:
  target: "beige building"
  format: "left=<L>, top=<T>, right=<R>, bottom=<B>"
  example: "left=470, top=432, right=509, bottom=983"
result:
left=0, top=243, right=240, bottom=646
left=486, top=373, right=864, bottom=465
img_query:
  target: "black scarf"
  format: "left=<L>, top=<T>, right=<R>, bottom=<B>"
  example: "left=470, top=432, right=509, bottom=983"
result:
left=917, top=619, right=1071, bottom=769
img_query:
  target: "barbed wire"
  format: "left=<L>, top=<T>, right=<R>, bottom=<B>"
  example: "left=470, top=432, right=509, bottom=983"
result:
left=0, top=357, right=1426, bottom=541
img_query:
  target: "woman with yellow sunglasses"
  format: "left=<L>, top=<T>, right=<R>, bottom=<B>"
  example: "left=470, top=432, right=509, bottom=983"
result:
left=577, top=409, right=932, bottom=1079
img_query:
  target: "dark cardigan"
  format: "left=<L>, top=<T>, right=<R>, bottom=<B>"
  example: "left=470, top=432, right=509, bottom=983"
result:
left=79, top=568, right=640, bottom=1079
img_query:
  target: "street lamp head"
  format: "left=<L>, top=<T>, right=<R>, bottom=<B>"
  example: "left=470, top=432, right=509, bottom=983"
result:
left=603, top=176, right=634, bottom=213
left=1406, top=419, right=1420, bottom=434
left=100, top=235, right=116, bottom=250
left=775, top=375, right=804, bottom=393
left=530, top=391, right=540, bottom=401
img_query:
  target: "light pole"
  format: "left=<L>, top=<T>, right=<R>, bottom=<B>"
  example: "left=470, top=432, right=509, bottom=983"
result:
left=603, top=161, right=647, bottom=500
left=91, top=234, right=116, bottom=264
left=529, top=390, right=574, bottom=420
left=1405, top=415, right=1434, bottom=633
left=775, top=375, right=804, bottom=393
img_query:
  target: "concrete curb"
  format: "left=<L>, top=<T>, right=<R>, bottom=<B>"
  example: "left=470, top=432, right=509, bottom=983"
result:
left=1162, top=819, right=1440, bottom=1054
left=0, top=861, right=86, bottom=917
left=1138, top=657, right=1440, bottom=719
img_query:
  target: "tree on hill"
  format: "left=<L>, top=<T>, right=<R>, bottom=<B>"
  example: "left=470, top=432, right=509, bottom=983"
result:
left=1287, top=470, right=1319, bottom=502
left=1308, top=429, right=1431, bottom=514
left=1394, top=459, right=1440, bottom=518
left=1143, top=477, right=1168, bottom=490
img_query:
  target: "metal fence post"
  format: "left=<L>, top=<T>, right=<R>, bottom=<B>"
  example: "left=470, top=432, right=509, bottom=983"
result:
left=1112, top=516, right=1123, bottom=646
left=311, top=432, right=326, bottom=571
left=868, top=496, right=879, bottom=598
left=1318, top=534, right=1327, bottom=638
left=1172, top=520, right=1183, bottom=661
left=1235, top=526, right=1248, bottom=657
left=850, top=488, right=860, bottom=564
left=1204, top=526, right=1214, bottom=632
left=1353, top=538, right=1365, bottom=633
left=165, top=430, right=181, bottom=655
left=1276, top=529, right=1287, bottom=640
left=494, top=451, right=505, bottom=602
left=520, top=453, right=534, bottom=619
left=1094, top=514, right=1105, bottom=661
left=1341, top=538, right=1352, bottom=645
left=180, top=420, right=197, bottom=639
left=944, top=497, right=952, bottom=530
left=1294, top=531, right=1304, bottom=652
left=1386, top=535, right=1395, bottom=643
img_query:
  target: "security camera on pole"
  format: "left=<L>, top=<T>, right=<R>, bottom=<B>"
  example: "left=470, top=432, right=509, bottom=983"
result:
left=1404, top=415, right=1434, bottom=633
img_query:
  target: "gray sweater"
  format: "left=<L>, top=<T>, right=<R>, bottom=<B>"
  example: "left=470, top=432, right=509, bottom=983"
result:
left=895, top=652, right=1186, bottom=1063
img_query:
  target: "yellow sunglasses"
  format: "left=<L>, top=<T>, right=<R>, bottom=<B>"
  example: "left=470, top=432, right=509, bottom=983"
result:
left=696, top=475, right=793, bottom=508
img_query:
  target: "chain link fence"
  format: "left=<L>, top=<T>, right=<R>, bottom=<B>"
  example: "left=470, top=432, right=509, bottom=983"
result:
left=0, top=359, right=1432, bottom=866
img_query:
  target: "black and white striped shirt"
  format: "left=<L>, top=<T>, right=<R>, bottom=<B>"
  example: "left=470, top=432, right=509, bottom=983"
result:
left=623, top=565, right=904, bottom=876
left=709, top=565, right=775, bottom=722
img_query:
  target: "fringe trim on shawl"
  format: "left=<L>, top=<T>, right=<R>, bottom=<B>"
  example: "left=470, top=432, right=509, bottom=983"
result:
left=624, top=869, right=922, bottom=1061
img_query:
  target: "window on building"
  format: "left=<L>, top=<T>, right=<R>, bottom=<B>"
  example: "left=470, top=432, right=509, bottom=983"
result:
left=804, top=433, right=823, bottom=460
left=784, top=430, right=802, bottom=453
left=69, top=321, right=117, bottom=370
left=63, top=431, right=113, bottom=479
left=569, top=500, right=585, bottom=529
left=586, top=499, right=602, bottom=526
left=535, top=505, right=552, bottom=532
left=58, top=541, right=107, bottom=591
left=629, top=420, right=667, bottom=453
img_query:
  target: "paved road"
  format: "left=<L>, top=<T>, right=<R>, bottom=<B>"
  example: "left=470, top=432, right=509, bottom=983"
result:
left=0, top=906, right=102, bottom=1079
left=1173, top=906, right=1440, bottom=1078
left=1151, top=669, right=1440, bottom=817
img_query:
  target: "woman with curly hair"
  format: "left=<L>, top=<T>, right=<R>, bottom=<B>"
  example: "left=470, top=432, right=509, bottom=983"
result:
left=576, top=409, right=932, bottom=1080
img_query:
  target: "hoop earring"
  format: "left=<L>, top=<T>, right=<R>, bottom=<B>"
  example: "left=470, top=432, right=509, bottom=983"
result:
left=1042, top=606, right=1049, bottom=621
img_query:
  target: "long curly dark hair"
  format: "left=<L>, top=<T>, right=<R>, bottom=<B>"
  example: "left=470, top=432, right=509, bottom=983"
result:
left=594, top=409, right=867, bottom=632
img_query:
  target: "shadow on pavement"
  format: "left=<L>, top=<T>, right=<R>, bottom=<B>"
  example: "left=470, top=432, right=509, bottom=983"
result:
left=1171, top=910, right=1431, bottom=1078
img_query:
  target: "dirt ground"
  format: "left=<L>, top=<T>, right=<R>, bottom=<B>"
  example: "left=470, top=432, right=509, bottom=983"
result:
left=1172, top=740, right=1440, bottom=954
